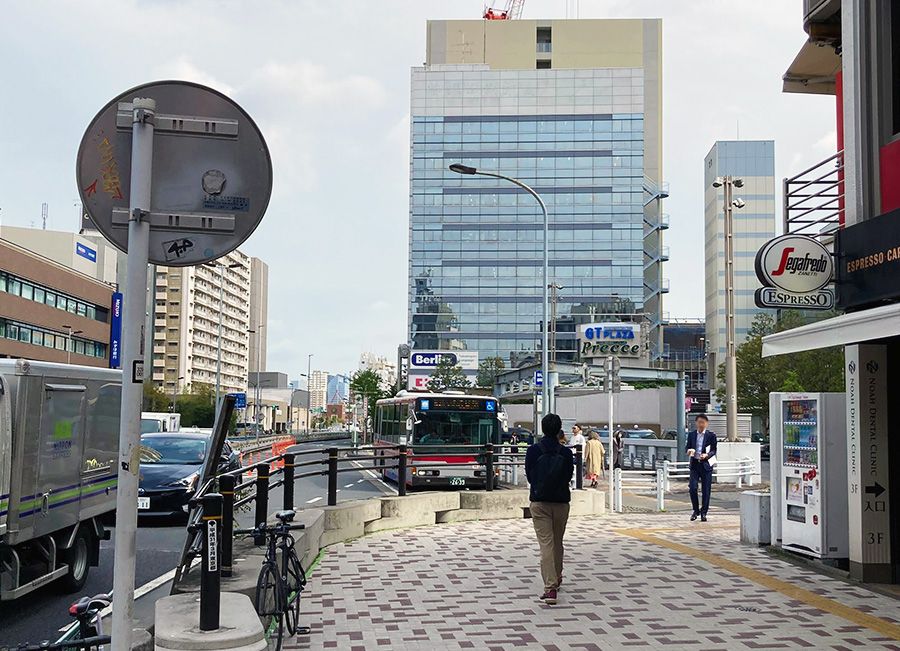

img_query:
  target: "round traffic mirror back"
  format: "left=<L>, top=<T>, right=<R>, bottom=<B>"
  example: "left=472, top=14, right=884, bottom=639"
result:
left=76, top=80, right=273, bottom=267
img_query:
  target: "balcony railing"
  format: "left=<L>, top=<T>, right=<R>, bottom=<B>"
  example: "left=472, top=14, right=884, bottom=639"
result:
left=784, top=150, right=843, bottom=240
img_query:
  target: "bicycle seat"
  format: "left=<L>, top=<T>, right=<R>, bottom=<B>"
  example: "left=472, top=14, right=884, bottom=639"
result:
left=68, top=597, right=92, bottom=617
left=275, top=510, right=295, bottom=523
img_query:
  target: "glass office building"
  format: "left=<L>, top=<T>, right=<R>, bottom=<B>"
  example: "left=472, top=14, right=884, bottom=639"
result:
left=409, top=19, right=666, bottom=366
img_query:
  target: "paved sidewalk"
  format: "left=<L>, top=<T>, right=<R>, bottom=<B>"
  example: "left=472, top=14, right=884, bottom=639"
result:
left=285, top=511, right=900, bottom=650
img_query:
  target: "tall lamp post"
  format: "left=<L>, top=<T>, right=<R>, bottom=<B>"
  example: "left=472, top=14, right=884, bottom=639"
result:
left=206, top=261, right=241, bottom=421
left=170, top=375, right=184, bottom=414
left=306, top=354, right=314, bottom=435
left=712, top=175, right=744, bottom=442
left=62, top=324, right=83, bottom=365
left=449, top=163, right=551, bottom=416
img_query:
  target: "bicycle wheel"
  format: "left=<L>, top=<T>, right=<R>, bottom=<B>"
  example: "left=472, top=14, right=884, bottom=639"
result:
left=282, top=547, right=305, bottom=635
left=255, top=563, right=284, bottom=651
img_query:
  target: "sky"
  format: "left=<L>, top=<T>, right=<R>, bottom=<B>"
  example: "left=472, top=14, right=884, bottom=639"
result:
left=0, top=1, right=836, bottom=377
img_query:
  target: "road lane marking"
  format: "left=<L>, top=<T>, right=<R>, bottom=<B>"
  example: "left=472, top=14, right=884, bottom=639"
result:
left=615, top=527, right=900, bottom=641
left=344, top=483, right=354, bottom=488
left=306, top=496, right=323, bottom=504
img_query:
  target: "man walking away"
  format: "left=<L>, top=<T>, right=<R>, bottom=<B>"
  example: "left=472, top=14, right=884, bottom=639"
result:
left=686, top=413, right=718, bottom=522
left=525, top=413, right=574, bottom=605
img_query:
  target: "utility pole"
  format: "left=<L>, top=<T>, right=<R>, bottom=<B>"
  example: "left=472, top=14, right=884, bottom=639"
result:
left=306, top=353, right=313, bottom=435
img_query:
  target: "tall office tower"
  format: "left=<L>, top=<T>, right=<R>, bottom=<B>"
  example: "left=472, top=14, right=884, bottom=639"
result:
left=151, top=249, right=253, bottom=397
left=408, top=19, right=667, bottom=365
left=326, top=373, right=350, bottom=405
left=309, top=370, right=328, bottom=411
left=703, top=140, right=776, bottom=386
left=248, top=257, right=269, bottom=375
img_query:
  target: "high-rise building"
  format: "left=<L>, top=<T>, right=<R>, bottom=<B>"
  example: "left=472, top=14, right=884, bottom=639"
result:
left=408, top=19, right=667, bottom=365
left=152, top=249, right=253, bottom=397
left=309, top=370, right=328, bottom=411
left=248, top=257, right=268, bottom=375
left=703, top=140, right=776, bottom=385
left=326, top=373, right=350, bottom=405
left=358, top=351, right=397, bottom=390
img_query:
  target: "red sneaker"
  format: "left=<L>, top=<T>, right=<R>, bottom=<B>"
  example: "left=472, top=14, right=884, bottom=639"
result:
left=540, top=589, right=558, bottom=605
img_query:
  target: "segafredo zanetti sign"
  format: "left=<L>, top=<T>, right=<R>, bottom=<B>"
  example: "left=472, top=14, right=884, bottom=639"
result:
left=754, top=234, right=834, bottom=309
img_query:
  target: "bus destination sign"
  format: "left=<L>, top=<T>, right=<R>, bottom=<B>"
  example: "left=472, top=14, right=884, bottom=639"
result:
left=420, top=398, right=496, bottom=412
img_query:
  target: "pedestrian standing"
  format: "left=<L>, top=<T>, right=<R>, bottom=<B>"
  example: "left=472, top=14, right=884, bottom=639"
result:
left=569, top=424, right=586, bottom=451
left=686, top=413, right=718, bottom=522
left=612, top=429, right=624, bottom=469
left=583, top=430, right=605, bottom=487
left=525, top=413, right=574, bottom=606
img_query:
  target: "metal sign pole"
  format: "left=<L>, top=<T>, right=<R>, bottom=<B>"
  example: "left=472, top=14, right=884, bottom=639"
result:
left=607, top=356, right=615, bottom=514
left=111, top=97, right=155, bottom=650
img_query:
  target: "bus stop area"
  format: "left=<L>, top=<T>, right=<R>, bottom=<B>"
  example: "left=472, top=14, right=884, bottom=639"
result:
left=285, top=504, right=900, bottom=651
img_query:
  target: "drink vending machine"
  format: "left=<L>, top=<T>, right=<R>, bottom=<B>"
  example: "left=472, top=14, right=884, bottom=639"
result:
left=769, top=392, right=848, bottom=559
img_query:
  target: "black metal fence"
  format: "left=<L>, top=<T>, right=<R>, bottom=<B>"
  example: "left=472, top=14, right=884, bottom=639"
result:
left=174, top=441, right=584, bottom=633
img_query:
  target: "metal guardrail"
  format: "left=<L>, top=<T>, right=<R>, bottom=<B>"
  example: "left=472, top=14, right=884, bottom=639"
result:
left=612, top=457, right=759, bottom=513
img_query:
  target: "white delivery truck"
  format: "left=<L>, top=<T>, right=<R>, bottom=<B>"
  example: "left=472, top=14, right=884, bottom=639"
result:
left=0, top=359, right=121, bottom=600
left=141, top=411, right=181, bottom=433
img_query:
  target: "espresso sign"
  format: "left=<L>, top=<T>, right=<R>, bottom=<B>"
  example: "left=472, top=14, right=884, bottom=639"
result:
left=754, top=234, right=834, bottom=310
left=835, top=208, right=900, bottom=310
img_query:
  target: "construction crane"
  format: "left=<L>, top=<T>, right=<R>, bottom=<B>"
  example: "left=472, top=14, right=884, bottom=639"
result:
left=483, top=0, right=524, bottom=20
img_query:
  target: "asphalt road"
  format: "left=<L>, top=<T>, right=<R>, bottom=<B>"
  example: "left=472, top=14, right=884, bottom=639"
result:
left=0, top=439, right=388, bottom=648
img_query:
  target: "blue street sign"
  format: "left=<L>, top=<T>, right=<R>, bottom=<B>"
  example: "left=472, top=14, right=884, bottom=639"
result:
left=109, top=292, right=123, bottom=369
left=76, top=242, right=97, bottom=263
left=534, top=370, right=543, bottom=387
left=228, top=392, right=247, bottom=409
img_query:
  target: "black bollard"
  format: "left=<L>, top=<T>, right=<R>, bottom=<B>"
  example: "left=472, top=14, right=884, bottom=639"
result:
left=398, top=444, right=408, bottom=497
left=485, top=443, right=494, bottom=492
left=282, top=452, right=295, bottom=511
left=575, top=444, right=584, bottom=490
left=199, top=493, right=222, bottom=631
left=327, top=447, right=338, bottom=506
left=254, top=463, right=269, bottom=546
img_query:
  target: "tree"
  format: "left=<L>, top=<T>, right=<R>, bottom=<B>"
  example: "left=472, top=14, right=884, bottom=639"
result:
left=476, top=356, right=505, bottom=390
left=428, top=356, right=470, bottom=392
left=716, top=311, right=844, bottom=434
left=176, top=383, right=216, bottom=428
left=142, top=380, right=170, bottom=412
left=350, top=369, right=385, bottom=424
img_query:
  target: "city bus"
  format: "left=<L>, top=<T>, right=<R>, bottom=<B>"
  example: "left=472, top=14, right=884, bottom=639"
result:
left=373, top=391, right=505, bottom=489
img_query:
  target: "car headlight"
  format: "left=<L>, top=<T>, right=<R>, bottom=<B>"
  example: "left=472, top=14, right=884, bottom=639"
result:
left=164, top=472, right=199, bottom=490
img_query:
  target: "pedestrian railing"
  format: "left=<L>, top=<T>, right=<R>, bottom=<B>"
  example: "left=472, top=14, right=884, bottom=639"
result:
left=170, top=439, right=554, bottom=640
left=611, top=457, right=759, bottom=513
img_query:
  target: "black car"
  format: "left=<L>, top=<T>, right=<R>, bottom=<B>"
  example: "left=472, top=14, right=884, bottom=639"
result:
left=752, top=431, right=770, bottom=459
left=138, top=432, right=240, bottom=517
left=502, top=426, right=534, bottom=446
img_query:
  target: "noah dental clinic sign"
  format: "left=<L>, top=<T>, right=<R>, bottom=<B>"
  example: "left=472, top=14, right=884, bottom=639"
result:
left=754, top=234, right=834, bottom=310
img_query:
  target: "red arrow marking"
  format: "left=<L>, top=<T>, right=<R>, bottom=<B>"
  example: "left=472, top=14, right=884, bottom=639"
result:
left=83, top=180, right=98, bottom=197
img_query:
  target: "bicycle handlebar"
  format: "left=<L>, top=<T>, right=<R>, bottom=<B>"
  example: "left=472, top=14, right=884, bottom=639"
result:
left=234, top=522, right=306, bottom=536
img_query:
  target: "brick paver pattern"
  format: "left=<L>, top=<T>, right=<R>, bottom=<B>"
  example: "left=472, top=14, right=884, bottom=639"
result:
left=284, top=512, right=900, bottom=650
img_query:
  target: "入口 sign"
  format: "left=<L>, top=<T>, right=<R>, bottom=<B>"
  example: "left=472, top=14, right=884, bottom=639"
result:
left=578, top=322, right=644, bottom=359
left=755, top=234, right=834, bottom=310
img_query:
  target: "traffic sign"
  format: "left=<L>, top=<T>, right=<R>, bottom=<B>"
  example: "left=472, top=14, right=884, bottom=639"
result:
left=228, top=392, right=247, bottom=409
left=77, top=81, right=273, bottom=267
left=534, top=370, right=543, bottom=387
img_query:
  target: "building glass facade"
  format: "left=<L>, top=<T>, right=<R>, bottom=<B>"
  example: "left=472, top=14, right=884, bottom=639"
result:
left=410, top=65, right=656, bottom=365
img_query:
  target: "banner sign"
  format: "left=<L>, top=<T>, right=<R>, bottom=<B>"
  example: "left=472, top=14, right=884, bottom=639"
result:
left=109, top=292, right=123, bottom=369
left=76, top=241, right=97, bottom=263
left=835, top=208, right=900, bottom=310
left=754, top=234, right=834, bottom=310
left=407, top=350, right=479, bottom=390
left=577, top=322, right=644, bottom=359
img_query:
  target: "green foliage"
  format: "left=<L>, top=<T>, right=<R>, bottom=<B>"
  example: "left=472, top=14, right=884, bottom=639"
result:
left=428, top=356, right=471, bottom=392
left=142, top=381, right=170, bottom=412
left=350, top=369, right=386, bottom=423
left=716, top=311, right=845, bottom=433
left=175, top=383, right=216, bottom=428
left=476, top=356, right=505, bottom=390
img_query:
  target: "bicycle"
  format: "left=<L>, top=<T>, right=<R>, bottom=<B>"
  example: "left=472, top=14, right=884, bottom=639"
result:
left=10, top=593, right=112, bottom=650
left=235, top=510, right=308, bottom=650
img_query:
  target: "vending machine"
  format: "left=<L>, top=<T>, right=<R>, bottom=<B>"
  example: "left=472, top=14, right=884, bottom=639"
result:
left=770, top=393, right=848, bottom=559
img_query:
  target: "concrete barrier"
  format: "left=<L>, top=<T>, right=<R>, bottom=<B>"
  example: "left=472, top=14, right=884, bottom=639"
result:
left=154, top=592, right=265, bottom=651
left=437, top=489, right=530, bottom=522
left=320, top=499, right=382, bottom=546
left=365, top=492, right=461, bottom=534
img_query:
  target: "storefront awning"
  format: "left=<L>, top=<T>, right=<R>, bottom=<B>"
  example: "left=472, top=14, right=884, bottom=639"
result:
left=762, top=302, right=900, bottom=357
left=783, top=39, right=841, bottom=95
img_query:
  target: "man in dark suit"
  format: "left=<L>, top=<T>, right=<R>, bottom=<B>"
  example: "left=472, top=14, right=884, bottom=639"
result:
left=686, top=413, right=717, bottom=522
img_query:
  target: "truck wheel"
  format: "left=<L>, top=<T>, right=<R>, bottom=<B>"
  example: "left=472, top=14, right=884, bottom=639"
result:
left=60, top=527, right=91, bottom=592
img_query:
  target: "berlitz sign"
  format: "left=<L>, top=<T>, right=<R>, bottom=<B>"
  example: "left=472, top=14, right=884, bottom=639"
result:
left=754, top=235, right=834, bottom=310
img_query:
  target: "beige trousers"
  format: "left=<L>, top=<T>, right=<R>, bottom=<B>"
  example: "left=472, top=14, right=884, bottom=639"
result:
left=530, top=501, right=570, bottom=591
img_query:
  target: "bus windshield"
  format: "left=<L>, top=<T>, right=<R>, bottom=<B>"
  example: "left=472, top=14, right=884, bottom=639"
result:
left=414, top=411, right=498, bottom=452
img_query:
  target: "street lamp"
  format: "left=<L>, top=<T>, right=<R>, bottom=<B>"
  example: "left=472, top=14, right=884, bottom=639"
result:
left=62, top=325, right=83, bottom=365
left=170, top=375, right=184, bottom=414
left=306, top=354, right=314, bottom=435
left=205, top=261, right=242, bottom=421
left=449, top=163, right=552, bottom=415
left=711, top=175, right=745, bottom=442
